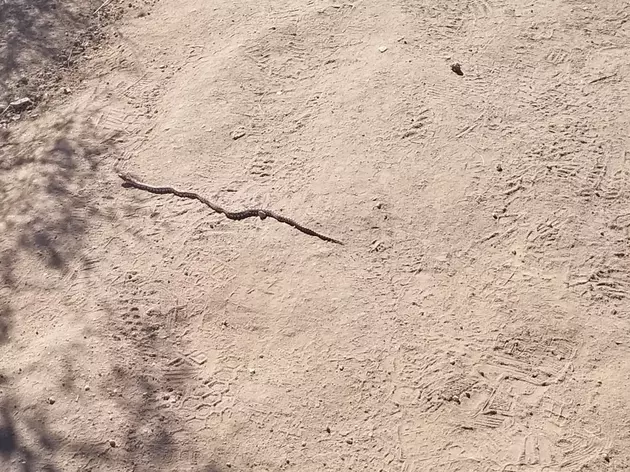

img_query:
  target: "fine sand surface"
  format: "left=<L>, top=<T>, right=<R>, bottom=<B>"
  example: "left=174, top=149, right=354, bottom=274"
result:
left=1, top=0, right=630, bottom=470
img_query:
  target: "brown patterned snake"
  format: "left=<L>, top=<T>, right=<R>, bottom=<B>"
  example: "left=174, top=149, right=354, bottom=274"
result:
left=118, top=172, right=343, bottom=244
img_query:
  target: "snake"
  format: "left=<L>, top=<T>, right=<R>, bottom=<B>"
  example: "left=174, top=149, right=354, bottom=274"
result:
left=118, top=172, right=343, bottom=245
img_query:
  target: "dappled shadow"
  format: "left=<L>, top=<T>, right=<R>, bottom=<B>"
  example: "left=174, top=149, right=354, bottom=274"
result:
left=0, top=401, right=21, bottom=466
left=0, top=396, right=63, bottom=472
left=0, top=304, right=11, bottom=346
left=0, top=118, right=108, bottom=276
left=0, top=388, right=224, bottom=471
left=1, top=0, right=233, bottom=466
left=0, top=317, right=226, bottom=470
left=0, top=0, right=118, bottom=110
left=1, top=0, right=236, bottom=451
left=0, top=107, right=227, bottom=470
left=0, top=109, right=111, bottom=469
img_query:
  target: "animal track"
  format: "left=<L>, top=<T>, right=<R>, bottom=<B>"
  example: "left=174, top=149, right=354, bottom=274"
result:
left=97, top=108, right=133, bottom=133
left=546, top=49, right=570, bottom=65
left=585, top=267, right=630, bottom=299
left=249, top=151, right=275, bottom=179
left=486, top=330, right=577, bottom=383
left=468, top=0, right=494, bottom=18
left=393, top=105, right=433, bottom=140
left=558, top=433, right=610, bottom=469
left=543, top=397, right=573, bottom=427
left=242, top=25, right=316, bottom=82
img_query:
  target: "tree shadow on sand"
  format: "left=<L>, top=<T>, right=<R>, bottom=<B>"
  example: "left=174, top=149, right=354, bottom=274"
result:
left=0, top=111, right=226, bottom=471
left=0, top=0, right=118, bottom=107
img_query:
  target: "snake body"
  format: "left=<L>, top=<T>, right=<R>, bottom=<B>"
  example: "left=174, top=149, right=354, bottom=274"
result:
left=118, top=172, right=342, bottom=245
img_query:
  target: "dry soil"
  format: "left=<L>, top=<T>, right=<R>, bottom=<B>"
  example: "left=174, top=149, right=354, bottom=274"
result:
left=1, top=0, right=630, bottom=471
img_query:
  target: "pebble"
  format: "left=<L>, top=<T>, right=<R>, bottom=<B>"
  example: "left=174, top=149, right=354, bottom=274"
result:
left=451, top=63, right=464, bottom=76
left=109, top=440, right=116, bottom=448
left=231, top=130, right=246, bottom=140
left=378, top=46, right=388, bottom=53
left=9, top=97, right=32, bottom=110
left=47, top=397, right=56, bottom=405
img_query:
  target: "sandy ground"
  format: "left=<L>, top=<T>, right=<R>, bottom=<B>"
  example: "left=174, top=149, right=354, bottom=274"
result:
left=2, top=0, right=630, bottom=471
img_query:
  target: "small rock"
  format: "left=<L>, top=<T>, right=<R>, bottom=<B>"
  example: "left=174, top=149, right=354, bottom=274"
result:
left=496, top=163, right=503, bottom=172
left=346, top=438, right=354, bottom=445
left=63, top=87, right=71, bottom=94
left=108, top=440, right=116, bottom=448
left=378, top=46, right=388, bottom=53
left=249, top=368, right=256, bottom=375
left=326, top=426, right=331, bottom=434
left=47, top=397, right=56, bottom=405
left=9, top=97, right=32, bottom=111
left=84, top=385, right=90, bottom=391
left=451, top=63, right=464, bottom=76
left=231, top=130, right=246, bottom=140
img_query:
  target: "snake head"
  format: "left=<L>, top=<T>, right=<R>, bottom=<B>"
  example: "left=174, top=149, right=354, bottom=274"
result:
left=117, top=171, right=141, bottom=185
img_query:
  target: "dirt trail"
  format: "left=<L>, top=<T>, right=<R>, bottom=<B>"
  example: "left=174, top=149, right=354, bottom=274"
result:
left=2, top=0, right=630, bottom=470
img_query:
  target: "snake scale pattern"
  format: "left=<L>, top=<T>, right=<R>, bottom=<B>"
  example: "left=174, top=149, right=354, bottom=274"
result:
left=118, top=172, right=343, bottom=244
